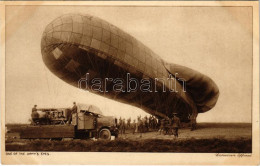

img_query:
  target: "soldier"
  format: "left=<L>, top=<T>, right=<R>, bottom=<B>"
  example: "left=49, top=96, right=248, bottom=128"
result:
left=158, top=118, right=165, bottom=135
left=71, top=102, right=77, bottom=113
left=132, top=119, right=136, bottom=134
left=120, top=118, right=126, bottom=134
left=144, top=116, right=149, bottom=132
left=137, top=116, right=143, bottom=137
left=127, top=118, right=131, bottom=129
left=149, top=115, right=152, bottom=129
left=188, top=114, right=197, bottom=131
left=135, top=116, right=139, bottom=133
left=31, top=105, right=39, bottom=125
left=172, top=113, right=181, bottom=138
left=32, top=105, right=37, bottom=112
left=67, top=102, right=77, bottom=124
left=115, top=117, right=118, bottom=127
left=118, top=117, right=122, bottom=131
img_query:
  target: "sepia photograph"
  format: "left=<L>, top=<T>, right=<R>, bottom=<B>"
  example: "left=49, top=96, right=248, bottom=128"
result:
left=1, top=1, right=259, bottom=165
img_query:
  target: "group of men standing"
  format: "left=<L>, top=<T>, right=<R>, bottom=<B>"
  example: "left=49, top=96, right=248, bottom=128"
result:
left=159, top=113, right=181, bottom=138
left=116, top=113, right=184, bottom=139
left=116, top=115, right=159, bottom=135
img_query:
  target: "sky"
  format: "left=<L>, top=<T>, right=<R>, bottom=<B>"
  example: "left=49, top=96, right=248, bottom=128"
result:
left=5, top=5, right=252, bottom=123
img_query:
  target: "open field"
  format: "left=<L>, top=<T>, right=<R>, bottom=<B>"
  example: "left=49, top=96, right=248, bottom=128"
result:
left=5, top=123, right=252, bottom=152
left=6, top=138, right=251, bottom=152
left=118, top=123, right=252, bottom=140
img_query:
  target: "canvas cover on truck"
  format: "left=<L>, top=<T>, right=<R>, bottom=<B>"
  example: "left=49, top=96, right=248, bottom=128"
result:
left=77, top=103, right=103, bottom=115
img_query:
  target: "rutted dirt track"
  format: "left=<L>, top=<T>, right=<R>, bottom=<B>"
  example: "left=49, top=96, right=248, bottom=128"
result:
left=5, top=123, right=252, bottom=152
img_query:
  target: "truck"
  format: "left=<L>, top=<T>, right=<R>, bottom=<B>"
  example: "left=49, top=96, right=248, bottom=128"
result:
left=20, top=103, right=119, bottom=140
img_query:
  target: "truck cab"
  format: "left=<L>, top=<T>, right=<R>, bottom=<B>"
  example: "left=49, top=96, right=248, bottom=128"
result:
left=72, top=103, right=118, bottom=140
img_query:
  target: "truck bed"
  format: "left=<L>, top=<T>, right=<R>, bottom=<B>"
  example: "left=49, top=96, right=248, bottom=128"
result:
left=20, top=125, right=75, bottom=139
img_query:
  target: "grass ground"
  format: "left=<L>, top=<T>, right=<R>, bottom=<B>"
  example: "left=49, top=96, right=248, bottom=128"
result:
left=5, top=138, right=251, bottom=152
left=5, top=123, right=252, bottom=152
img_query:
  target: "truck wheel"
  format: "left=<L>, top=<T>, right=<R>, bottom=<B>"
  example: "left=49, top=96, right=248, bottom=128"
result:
left=99, top=128, right=111, bottom=140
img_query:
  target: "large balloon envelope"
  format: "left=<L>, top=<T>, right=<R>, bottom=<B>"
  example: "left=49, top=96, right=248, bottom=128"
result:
left=41, top=14, right=219, bottom=121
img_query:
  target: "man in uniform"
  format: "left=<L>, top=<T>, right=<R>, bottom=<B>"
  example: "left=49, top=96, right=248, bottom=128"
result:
left=172, top=113, right=181, bottom=139
left=115, top=117, right=118, bottom=127
left=121, top=118, right=126, bottom=134
left=67, top=102, right=77, bottom=124
left=158, top=118, right=166, bottom=135
left=31, top=105, right=39, bottom=125
left=32, top=105, right=37, bottom=112
left=72, top=102, right=77, bottom=113
left=127, top=118, right=131, bottom=129
left=132, top=119, right=136, bottom=134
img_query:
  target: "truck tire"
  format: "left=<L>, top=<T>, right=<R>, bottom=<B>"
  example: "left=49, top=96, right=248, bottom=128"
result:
left=99, top=128, right=111, bottom=140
